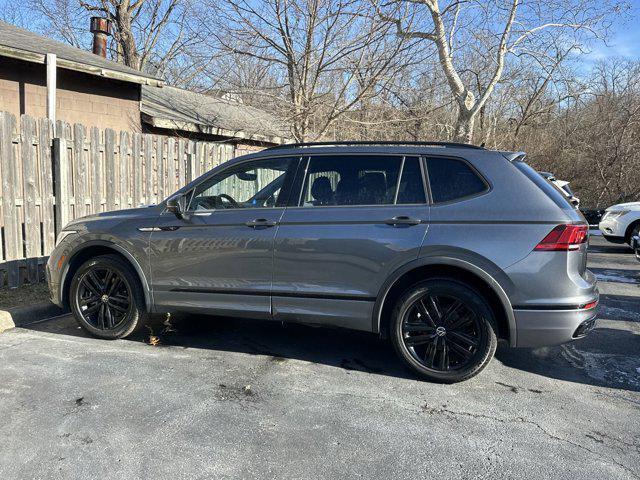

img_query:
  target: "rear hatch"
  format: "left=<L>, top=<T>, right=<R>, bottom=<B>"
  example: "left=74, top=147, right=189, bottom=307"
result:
left=508, top=154, right=589, bottom=276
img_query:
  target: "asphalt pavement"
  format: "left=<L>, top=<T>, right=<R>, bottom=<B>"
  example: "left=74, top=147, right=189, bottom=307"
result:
left=0, top=235, right=638, bottom=479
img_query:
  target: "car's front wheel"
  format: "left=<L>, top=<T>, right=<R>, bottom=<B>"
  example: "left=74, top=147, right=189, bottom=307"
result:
left=390, top=279, right=497, bottom=383
left=627, top=222, right=640, bottom=248
left=69, top=254, right=147, bottom=339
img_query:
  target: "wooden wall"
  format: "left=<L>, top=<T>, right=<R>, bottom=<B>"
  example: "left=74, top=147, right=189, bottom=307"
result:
left=0, top=111, right=235, bottom=287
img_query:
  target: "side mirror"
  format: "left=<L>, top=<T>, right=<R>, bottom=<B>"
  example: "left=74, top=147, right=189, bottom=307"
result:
left=166, top=195, right=185, bottom=219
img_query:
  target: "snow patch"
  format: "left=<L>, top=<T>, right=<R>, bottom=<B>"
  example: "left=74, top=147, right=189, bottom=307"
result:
left=562, top=344, right=640, bottom=388
left=595, top=271, right=638, bottom=284
left=597, top=305, right=640, bottom=322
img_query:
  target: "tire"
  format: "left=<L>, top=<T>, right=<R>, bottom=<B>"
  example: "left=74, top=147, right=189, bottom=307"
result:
left=69, top=254, right=147, bottom=339
left=390, top=279, right=497, bottom=383
left=627, top=222, right=640, bottom=248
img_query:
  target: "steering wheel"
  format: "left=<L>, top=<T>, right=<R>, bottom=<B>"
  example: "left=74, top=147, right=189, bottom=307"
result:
left=218, top=193, right=240, bottom=209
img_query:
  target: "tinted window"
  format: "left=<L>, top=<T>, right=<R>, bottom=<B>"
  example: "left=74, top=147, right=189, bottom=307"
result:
left=299, top=155, right=425, bottom=207
left=189, top=158, right=292, bottom=210
left=397, top=157, right=426, bottom=204
left=514, top=161, right=573, bottom=211
left=426, top=158, right=487, bottom=203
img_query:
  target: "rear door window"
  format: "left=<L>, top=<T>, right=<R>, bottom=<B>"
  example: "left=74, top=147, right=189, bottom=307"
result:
left=397, top=157, right=426, bottom=204
left=298, top=155, right=426, bottom=207
left=426, top=157, right=488, bottom=203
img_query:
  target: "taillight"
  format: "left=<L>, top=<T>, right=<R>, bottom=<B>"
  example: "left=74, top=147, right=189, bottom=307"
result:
left=534, top=224, right=588, bottom=251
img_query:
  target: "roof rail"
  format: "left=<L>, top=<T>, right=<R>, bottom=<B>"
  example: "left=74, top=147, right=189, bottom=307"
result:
left=266, top=140, right=485, bottom=151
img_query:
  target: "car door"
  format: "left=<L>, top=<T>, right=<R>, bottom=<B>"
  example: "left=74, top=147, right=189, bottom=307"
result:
left=272, top=153, right=430, bottom=331
left=149, top=156, right=299, bottom=318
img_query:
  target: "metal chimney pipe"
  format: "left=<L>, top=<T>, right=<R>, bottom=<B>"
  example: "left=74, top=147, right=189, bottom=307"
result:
left=90, top=17, right=111, bottom=58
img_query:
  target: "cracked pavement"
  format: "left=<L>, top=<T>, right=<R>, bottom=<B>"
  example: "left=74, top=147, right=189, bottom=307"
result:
left=0, top=235, right=638, bottom=479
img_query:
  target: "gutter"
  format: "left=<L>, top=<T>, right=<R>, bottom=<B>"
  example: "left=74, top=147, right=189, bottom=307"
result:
left=142, top=113, right=291, bottom=145
left=0, top=44, right=164, bottom=87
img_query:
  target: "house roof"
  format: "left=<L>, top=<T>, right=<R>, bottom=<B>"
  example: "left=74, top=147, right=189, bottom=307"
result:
left=0, top=21, right=163, bottom=86
left=141, top=85, right=290, bottom=144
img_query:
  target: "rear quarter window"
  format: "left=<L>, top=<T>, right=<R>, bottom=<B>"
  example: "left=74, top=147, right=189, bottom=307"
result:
left=513, top=161, right=574, bottom=211
left=426, top=157, right=488, bottom=203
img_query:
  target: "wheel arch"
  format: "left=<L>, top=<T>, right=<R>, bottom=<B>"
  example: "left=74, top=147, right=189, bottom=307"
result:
left=60, top=241, right=152, bottom=312
left=373, top=257, right=516, bottom=346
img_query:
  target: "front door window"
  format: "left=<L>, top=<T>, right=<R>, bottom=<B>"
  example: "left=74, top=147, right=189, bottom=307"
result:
left=189, top=157, right=293, bottom=211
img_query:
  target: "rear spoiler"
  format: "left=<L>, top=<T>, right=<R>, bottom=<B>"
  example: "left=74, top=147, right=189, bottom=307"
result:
left=501, top=151, right=527, bottom=162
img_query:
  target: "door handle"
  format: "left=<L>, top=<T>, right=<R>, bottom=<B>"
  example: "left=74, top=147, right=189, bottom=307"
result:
left=246, top=218, right=277, bottom=228
left=384, top=216, right=421, bottom=226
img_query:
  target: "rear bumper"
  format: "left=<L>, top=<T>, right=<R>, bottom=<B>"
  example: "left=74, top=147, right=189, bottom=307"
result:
left=513, top=303, right=598, bottom=347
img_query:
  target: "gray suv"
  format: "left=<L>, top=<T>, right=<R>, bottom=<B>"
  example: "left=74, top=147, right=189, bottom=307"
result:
left=47, top=142, right=598, bottom=382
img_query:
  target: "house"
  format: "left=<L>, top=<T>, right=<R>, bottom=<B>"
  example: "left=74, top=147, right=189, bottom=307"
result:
left=141, top=85, right=289, bottom=155
left=0, top=20, right=159, bottom=132
left=0, top=20, right=288, bottom=148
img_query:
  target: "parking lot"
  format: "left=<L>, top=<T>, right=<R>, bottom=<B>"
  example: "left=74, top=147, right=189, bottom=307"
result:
left=0, top=234, right=638, bottom=479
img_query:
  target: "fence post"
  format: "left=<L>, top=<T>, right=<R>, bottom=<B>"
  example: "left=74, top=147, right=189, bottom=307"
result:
left=40, top=118, right=55, bottom=256
left=104, top=129, right=116, bottom=211
left=21, top=114, right=38, bottom=283
left=186, top=152, right=193, bottom=182
left=0, top=112, right=20, bottom=287
left=53, top=137, right=70, bottom=234
left=132, top=133, right=142, bottom=207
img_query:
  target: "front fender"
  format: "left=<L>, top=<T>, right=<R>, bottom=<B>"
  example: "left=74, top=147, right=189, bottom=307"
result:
left=59, top=239, right=153, bottom=312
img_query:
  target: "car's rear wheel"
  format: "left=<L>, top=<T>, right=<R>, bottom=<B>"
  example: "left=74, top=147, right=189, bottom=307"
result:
left=69, top=254, right=147, bottom=339
left=390, top=279, right=497, bottom=383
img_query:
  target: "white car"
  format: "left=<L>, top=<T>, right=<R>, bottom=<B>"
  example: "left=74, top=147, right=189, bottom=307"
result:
left=539, top=172, right=580, bottom=206
left=598, top=202, right=640, bottom=247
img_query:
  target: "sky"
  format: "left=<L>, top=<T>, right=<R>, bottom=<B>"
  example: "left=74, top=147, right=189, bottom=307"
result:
left=0, top=0, right=638, bottom=63
left=585, top=1, right=640, bottom=62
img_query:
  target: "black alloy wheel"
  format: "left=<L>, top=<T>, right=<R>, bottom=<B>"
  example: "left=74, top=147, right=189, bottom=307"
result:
left=400, top=293, right=481, bottom=372
left=391, top=279, right=497, bottom=383
left=76, top=266, right=131, bottom=331
left=70, top=255, right=147, bottom=339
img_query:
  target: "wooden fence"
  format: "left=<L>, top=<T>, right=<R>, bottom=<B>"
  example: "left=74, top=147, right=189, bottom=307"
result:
left=0, top=111, right=235, bottom=287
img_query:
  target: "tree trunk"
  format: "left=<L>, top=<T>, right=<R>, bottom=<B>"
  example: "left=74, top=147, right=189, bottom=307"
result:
left=115, top=2, right=141, bottom=70
left=453, top=110, right=475, bottom=144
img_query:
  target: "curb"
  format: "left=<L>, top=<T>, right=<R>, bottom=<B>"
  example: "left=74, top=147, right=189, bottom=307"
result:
left=0, top=302, right=68, bottom=333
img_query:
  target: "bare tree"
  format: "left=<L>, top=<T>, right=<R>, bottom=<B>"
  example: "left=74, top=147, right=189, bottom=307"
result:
left=0, top=0, right=39, bottom=29
left=198, top=0, right=414, bottom=141
left=79, top=0, right=189, bottom=72
left=375, top=0, right=623, bottom=143
left=20, top=0, right=195, bottom=76
left=573, top=60, right=640, bottom=206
